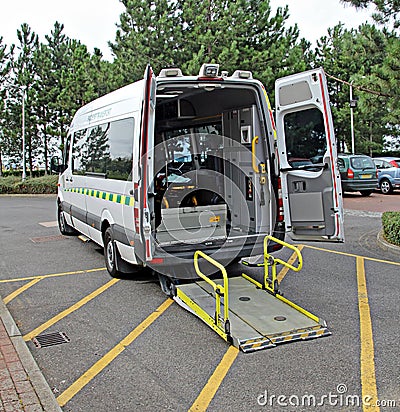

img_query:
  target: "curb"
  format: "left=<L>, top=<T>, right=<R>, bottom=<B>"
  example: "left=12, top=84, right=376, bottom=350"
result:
left=377, top=230, right=400, bottom=255
left=0, top=298, right=62, bottom=412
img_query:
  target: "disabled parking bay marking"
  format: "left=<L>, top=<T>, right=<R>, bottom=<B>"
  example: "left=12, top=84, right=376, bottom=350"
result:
left=56, top=299, right=174, bottom=407
left=23, top=278, right=119, bottom=341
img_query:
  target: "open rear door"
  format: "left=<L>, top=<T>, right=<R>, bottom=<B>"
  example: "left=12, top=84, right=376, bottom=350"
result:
left=275, top=68, right=344, bottom=242
left=137, top=65, right=156, bottom=261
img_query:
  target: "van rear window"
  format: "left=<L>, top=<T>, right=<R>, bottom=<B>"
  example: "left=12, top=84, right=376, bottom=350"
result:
left=72, top=118, right=134, bottom=180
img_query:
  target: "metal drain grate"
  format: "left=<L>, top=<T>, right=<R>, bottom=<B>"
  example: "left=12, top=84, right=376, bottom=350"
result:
left=32, top=332, right=70, bottom=348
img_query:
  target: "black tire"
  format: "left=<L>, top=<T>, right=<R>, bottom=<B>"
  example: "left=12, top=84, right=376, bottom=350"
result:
left=58, top=206, right=78, bottom=235
left=104, top=227, right=119, bottom=277
left=360, top=190, right=373, bottom=197
left=380, top=179, right=393, bottom=195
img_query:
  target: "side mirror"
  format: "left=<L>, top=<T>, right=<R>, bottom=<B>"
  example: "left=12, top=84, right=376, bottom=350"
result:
left=50, top=156, right=66, bottom=174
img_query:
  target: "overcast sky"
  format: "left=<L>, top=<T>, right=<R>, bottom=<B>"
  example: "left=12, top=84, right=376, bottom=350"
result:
left=1, top=0, right=374, bottom=61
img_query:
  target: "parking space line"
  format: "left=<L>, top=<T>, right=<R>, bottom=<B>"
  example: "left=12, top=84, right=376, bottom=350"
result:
left=188, top=346, right=239, bottom=412
left=277, top=245, right=304, bottom=284
left=3, top=278, right=43, bottom=304
left=56, top=299, right=173, bottom=407
left=357, top=257, right=380, bottom=411
left=23, top=278, right=120, bottom=341
left=304, top=244, right=400, bottom=266
left=0, top=268, right=106, bottom=284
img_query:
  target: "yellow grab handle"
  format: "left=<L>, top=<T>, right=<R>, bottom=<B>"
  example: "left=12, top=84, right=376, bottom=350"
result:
left=194, top=250, right=229, bottom=325
left=252, top=136, right=260, bottom=173
left=264, top=235, right=303, bottom=272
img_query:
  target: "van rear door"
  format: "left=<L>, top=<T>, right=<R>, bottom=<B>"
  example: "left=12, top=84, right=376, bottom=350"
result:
left=275, top=68, right=344, bottom=242
left=137, top=65, right=156, bottom=261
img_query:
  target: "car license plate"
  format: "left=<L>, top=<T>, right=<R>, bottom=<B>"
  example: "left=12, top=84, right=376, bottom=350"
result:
left=361, top=174, right=372, bottom=178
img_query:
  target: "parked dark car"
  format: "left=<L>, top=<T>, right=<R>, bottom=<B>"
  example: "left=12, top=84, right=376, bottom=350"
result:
left=337, top=154, right=378, bottom=196
left=373, top=157, right=400, bottom=194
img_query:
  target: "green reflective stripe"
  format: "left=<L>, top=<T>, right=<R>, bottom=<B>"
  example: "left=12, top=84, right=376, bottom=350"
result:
left=64, top=187, right=134, bottom=206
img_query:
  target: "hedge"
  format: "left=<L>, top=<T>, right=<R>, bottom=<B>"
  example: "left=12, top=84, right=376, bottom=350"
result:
left=1, top=169, right=47, bottom=178
left=382, top=211, right=400, bottom=247
left=0, top=175, right=58, bottom=194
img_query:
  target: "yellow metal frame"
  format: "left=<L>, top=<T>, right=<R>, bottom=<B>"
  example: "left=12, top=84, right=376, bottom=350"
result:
left=263, top=235, right=303, bottom=294
left=193, top=250, right=230, bottom=336
left=175, top=288, right=229, bottom=341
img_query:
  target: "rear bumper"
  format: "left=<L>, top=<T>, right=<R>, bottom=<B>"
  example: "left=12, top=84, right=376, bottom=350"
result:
left=341, top=179, right=378, bottom=192
left=149, top=222, right=285, bottom=279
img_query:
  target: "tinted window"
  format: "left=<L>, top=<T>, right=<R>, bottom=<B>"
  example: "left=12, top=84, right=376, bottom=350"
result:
left=72, top=129, right=88, bottom=174
left=283, top=108, right=327, bottom=164
left=72, top=118, right=134, bottom=180
left=64, top=134, right=72, bottom=165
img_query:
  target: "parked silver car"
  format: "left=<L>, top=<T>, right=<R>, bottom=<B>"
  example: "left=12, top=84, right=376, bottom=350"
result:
left=373, top=157, right=400, bottom=194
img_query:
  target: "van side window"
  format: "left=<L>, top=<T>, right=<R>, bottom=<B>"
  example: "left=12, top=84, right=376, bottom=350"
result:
left=72, top=118, right=134, bottom=180
left=283, top=108, right=327, bottom=165
left=72, top=129, right=88, bottom=174
left=63, top=134, right=71, bottom=166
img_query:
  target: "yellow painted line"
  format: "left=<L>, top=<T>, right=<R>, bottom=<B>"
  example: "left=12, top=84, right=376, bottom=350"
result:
left=357, top=257, right=380, bottom=411
left=0, top=268, right=106, bottom=284
left=23, top=278, right=119, bottom=341
left=277, top=245, right=304, bottom=284
left=57, top=299, right=173, bottom=407
left=303, top=244, right=400, bottom=266
left=3, top=278, right=43, bottom=304
left=189, top=346, right=239, bottom=411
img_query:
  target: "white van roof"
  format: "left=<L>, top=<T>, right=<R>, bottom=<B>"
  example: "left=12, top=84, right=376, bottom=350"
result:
left=70, top=80, right=145, bottom=131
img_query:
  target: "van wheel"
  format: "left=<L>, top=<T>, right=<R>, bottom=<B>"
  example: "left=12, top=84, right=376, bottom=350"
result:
left=360, top=190, right=373, bottom=197
left=104, top=227, right=119, bottom=277
left=58, top=206, right=78, bottom=235
left=380, top=179, right=393, bottom=195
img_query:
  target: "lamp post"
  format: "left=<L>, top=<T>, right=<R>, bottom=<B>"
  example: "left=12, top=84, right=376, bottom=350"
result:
left=349, top=82, right=357, bottom=155
left=21, top=86, right=26, bottom=181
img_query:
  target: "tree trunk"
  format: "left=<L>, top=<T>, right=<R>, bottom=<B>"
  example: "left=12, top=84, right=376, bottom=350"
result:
left=0, top=146, right=3, bottom=177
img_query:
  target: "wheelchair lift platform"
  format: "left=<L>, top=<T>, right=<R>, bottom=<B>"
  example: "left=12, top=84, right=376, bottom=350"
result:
left=174, top=236, right=330, bottom=353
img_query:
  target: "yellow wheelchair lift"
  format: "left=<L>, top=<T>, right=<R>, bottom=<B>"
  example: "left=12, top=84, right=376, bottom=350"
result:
left=174, top=236, right=330, bottom=352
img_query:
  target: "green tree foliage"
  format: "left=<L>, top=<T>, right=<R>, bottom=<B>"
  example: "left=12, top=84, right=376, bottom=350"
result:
left=313, top=23, right=395, bottom=154
left=2, top=0, right=400, bottom=174
left=341, top=1, right=400, bottom=151
left=110, top=0, right=182, bottom=83
left=110, top=0, right=310, bottom=92
left=178, top=0, right=310, bottom=91
left=341, top=0, right=400, bottom=28
left=0, top=37, right=13, bottom=176
left=12, top=23, right=39, bottom=177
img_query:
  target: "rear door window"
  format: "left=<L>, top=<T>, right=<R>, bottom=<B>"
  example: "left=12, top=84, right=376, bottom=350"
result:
left=350, top=157, right=374, bottom=170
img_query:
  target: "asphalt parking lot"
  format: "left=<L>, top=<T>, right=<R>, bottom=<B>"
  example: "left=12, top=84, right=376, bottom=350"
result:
left=0, top=194, right=399, bottom=411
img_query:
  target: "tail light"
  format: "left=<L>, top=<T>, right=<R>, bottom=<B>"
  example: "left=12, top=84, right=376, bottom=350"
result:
left=376, top=170, right=379, bottom=178
left=347, top=168, right=354, bottom=179
left=277, top=177, right=284, bottom=222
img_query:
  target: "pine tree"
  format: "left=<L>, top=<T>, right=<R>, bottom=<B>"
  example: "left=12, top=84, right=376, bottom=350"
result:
left=11, top=23, right=39, bottom=177
left=110, top=0, right=183, bottom=83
